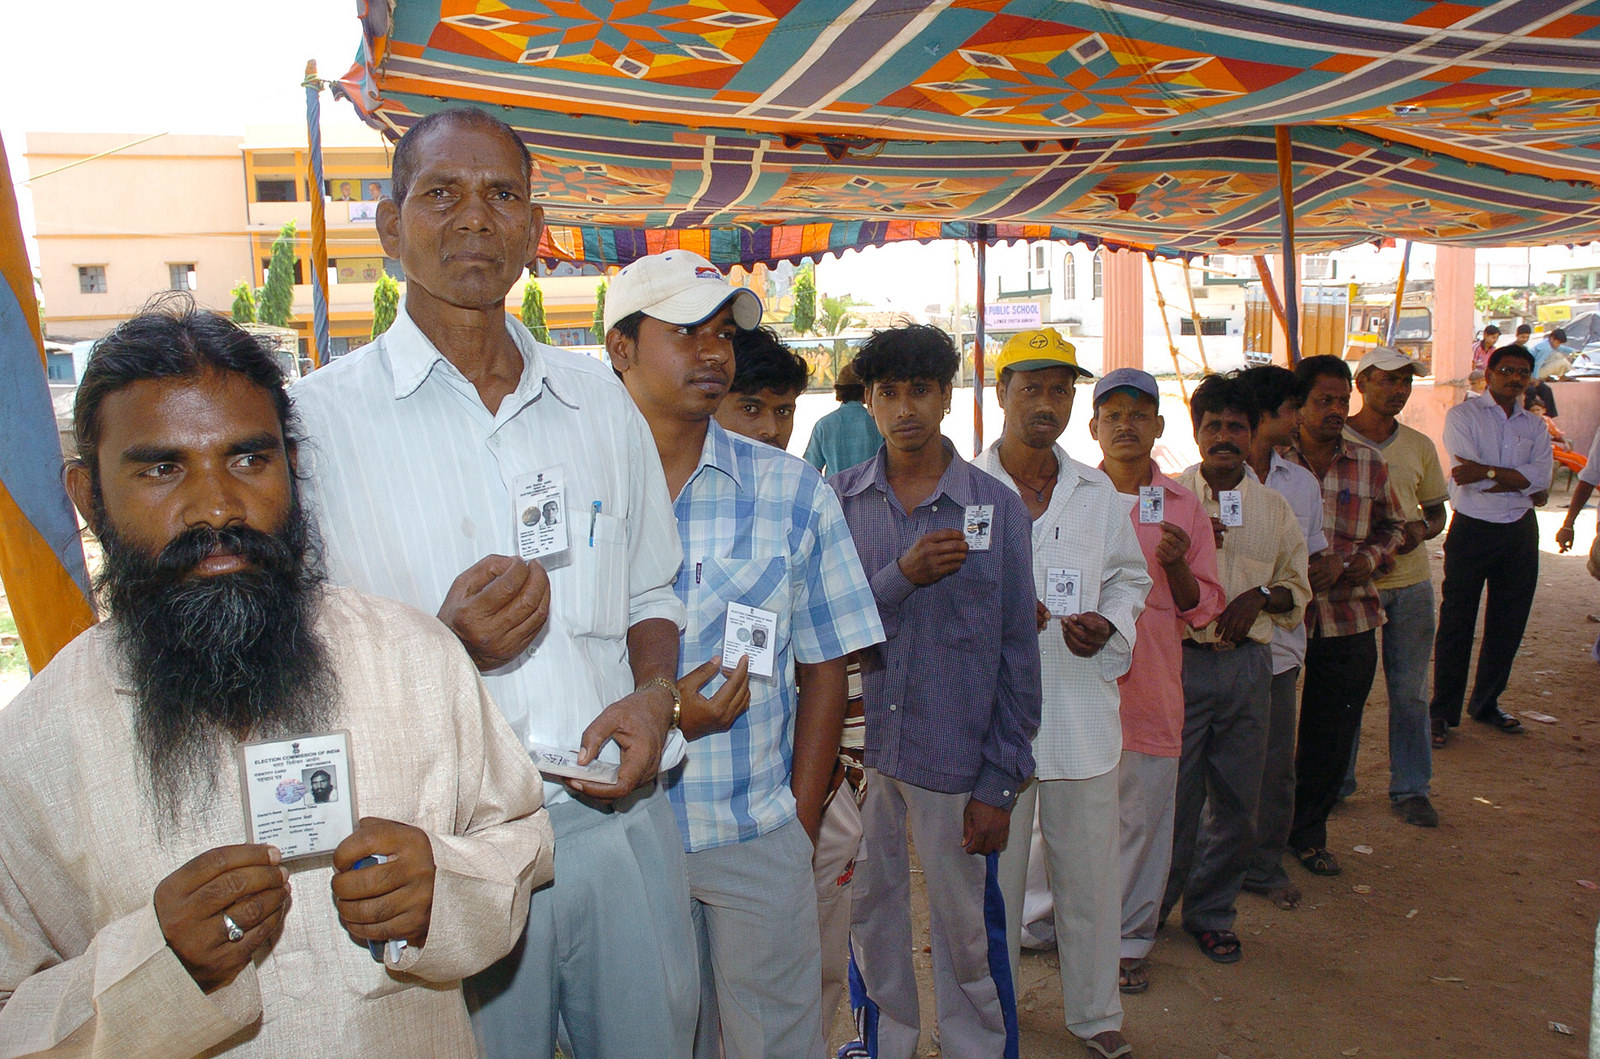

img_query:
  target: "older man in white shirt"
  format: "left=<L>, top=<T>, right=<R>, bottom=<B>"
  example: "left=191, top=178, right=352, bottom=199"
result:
left=1429, top=343, right=1553, bottom=741
left=983, top=329, right=1150, bottom=1059
left=292, top=107, right=695, bottom=1059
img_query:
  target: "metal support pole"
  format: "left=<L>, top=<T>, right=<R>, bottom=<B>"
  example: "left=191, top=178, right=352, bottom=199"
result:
left=304, top=60, right=331, bottom=368
left=974, top=230, right=988, bottom=456
left=1275, top=126, right=1301, bottom=365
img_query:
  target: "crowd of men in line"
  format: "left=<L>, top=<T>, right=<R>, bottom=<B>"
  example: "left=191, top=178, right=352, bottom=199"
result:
left=0, top=106, right=1592, bottom=1059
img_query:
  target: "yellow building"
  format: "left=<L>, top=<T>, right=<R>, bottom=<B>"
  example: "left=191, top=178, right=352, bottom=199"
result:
left=28, top=126, right=606, bottom=361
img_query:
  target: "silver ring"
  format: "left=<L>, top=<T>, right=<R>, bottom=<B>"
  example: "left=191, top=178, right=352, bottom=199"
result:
left=222, top=913, right=245, bottom=943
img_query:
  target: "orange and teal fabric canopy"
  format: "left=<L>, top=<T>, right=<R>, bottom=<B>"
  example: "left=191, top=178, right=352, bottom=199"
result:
left=336, top=1, right=1600, bottom=267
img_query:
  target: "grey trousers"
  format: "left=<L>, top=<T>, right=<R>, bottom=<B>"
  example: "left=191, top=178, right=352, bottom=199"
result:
left=1163, top=642, right=1272, bottom=934
left=1243, top=667, right=1301, bottom=893
left=467, top=783, right=698, bottom=1059
left=1118, top=750, right=1179, bottom=960
left=998, top=771, right=1123, bottom=1038
left=850, top=770, right=1009, bottom=1059
left=689, top=817, right=824, bottom=1059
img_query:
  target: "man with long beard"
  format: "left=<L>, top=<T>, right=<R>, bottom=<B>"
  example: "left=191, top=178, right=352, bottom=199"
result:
left=0, top=304, right=553, bottom=1057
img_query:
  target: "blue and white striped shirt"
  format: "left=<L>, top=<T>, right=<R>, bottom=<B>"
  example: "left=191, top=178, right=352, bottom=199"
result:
left=668, top=422, right=884, bottom=852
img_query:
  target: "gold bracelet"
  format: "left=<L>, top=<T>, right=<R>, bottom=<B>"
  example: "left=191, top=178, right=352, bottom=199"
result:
left=641, top=676, right=682, bottom=729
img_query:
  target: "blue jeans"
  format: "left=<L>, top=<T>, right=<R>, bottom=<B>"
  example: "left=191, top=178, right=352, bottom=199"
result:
left=1345, top=581, right=1435, bottom=800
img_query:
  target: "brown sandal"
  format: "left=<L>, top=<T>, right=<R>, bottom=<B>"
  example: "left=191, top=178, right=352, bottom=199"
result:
left=1118, top=957, right=1149, bottom=994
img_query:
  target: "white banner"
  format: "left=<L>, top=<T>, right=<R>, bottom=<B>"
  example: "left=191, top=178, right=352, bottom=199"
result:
left=984, top=302, right=1042, bottom=329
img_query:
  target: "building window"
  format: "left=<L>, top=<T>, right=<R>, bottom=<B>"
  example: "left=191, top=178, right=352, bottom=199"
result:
left=169, top=263, right=196, bottom=291
left=255, top=178, right=297, bottom=202
left=1063, top=254, right=1076, bottom=299
left=1091, top=252, right=1103, bottom=300
left=1180, top=317, right=1229, bottom=336
left=78, top=266, right=106, bottom=294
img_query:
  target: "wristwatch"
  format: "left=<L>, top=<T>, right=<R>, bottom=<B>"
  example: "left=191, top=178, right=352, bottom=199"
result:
left=1257, top=586, right=1271, bottom=600
left=642, top=676, right=682, bottom=729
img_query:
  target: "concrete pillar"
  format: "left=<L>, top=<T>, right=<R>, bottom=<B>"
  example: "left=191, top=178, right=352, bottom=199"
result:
left=1431, top=246, right=1476, bottom=388
left=1265, top=255, right=1288, bottom=365
left=1102, top=248, right=1145, bottom=371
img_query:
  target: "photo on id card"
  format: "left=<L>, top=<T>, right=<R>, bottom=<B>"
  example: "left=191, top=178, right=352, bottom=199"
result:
left=237, top=731, right=357, bottom=860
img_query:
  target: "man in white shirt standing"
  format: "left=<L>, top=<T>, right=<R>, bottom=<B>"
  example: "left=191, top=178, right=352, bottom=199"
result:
left=1429, top=343, right=1553, bottom=741
left=291, top=107, right=696, bottom=1059
left=1344, top=348, right=1448, bottom=824
left=1231, top=365, right=1330, bottom=911
left=984, top=329, right=1150, bottom=1059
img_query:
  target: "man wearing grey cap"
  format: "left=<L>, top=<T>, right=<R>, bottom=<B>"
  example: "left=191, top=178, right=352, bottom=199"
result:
left=1344, top=348, right=1448, bottom=826
left=291, top=107, right=696, bottom=1058
left=607, top=251, right=886, bottom=1059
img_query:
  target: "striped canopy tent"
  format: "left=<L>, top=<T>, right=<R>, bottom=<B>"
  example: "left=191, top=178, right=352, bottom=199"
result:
left=332, top=0, right=1600, bottom=268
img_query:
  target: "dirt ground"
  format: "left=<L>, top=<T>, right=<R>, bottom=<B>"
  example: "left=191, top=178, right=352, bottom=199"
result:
left=832, top=494, right=1600, bottom=1059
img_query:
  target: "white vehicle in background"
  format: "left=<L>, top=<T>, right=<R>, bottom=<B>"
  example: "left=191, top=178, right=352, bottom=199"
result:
left=240, top=323, right=305, bottom=381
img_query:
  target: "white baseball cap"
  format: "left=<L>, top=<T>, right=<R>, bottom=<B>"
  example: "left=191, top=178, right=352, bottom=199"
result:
left=1356, top=346, right=1428, bottom=377
left=602, top=250, right=763, bottom=334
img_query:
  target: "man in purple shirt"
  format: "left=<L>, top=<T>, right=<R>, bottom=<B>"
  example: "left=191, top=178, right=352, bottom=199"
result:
left=832, top=325, right=1041, bottom=1059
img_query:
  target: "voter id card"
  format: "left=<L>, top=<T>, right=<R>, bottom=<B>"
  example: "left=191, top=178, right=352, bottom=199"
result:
left=528, top=745, right=621, bottom=785
left=963, top=504, right=994, bottom=551
left=1045, top=567, right=1081, bottom=618
left=513, top=468, right=569, bottom=561
left=236, top=731, right=356, bottom=861
left=722, top=602, right=778, bottom=679
left=1138, top=486, right=1165, bottom=524
left=1219, top=490, right=1243, bottom=527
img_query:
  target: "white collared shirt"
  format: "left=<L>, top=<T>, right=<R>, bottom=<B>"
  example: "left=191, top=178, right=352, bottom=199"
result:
left=1252, top=451, right=1328, bottom=674
left=1442, top=395, right=1553, bottom=523
left=978, top=443, right=1151, bottom=780
left=292, top=307, right=687, bottom=805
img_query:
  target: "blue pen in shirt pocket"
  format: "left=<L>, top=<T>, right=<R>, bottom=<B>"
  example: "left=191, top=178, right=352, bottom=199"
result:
left=589, top=500, right=602, bottom=546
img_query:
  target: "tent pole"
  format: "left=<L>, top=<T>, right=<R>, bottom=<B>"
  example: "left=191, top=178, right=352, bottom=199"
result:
left=1180, top=258, right=1211, bottom=374
left=1275, top=126, right=1301, bottom=365
left=304, top=60, right=331, bottom=369
left=974, top=229, right=987, bottom=457
left=1147, top=257, right=1189, bottom=401
left=1386, top=240, right=1413, bottom=346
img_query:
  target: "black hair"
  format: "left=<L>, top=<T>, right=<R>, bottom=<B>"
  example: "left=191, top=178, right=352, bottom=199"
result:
left=611, top=310, right=644, bottom=343
left=1482, top=324, right=1501, bottom=335
left=1188, top=373, right=1260, bottom=432
left=1293, top=354, right=1352, bottom=398
left=1516, top=324, right=1533, bottom=337
left=1234, top=364, right=1301, bottom=413
left=852, top=324, right=959, bottom=388
left=731, top=326, right=809, bottom=396
left=1550, top=327, right=1568, bottom=343
left=391, top=106, right=533, bottom=209
left=834, top=380, right=865, bottom=402
left=73, top=295, right=300, bottom=481
left=1487, top=345, right=1534, bottom=373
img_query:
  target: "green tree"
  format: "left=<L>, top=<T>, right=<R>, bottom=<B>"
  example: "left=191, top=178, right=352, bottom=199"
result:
left=817, top=293, right=862, bottom=336
left=370, top=272, right=400, bottom=340
left=522, top=276, right=551, bottom=342
left=230, top=280, right=257, bottom=323
left=592, top=280, right=607, bottom=341
left=257, top=220, right=298, bottom=327
left=792, top=263, right=816, bottom=335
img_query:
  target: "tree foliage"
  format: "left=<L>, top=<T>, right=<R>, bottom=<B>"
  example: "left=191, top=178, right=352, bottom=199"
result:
left=522, top=277, right=551, bottom=342
left=371, top=272, right=400, bottom=340
left=792, top=263, right=816, bottom=335
left=257, top=221, right=298, bottom=327
left=818, top=293, right=863, bottom=336
left=592, top=280, right=607, bottom=341
left=230, top=281, right=257, bottom=323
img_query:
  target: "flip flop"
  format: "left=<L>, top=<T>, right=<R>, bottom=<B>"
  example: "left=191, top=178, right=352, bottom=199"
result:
left=1472, top=710, right=1524, bottom=733
left=1431, top=717, right=1449, bottom=749
left=1190, top=928, right=1242, bottom=964
left=1118, top=957, right=1149, bottom=994
left=1296, top=847, right=1342, bottom=876
left=1085, top=1030, right=1134, bottom=1058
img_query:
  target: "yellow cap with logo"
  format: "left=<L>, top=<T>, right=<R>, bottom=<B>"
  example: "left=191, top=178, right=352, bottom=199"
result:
left=994, top=327, right=1094, bottom=378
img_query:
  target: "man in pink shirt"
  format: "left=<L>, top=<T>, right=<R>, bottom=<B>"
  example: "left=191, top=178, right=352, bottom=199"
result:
left=1088, top=369, right=1227, bottom=996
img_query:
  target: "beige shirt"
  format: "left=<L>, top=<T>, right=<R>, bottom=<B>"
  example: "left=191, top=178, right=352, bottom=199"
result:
left=0, top=586, right=554, bottom=1058
left=1344, top=423, right=1448, bottom=591
left=1175, top=469, right=1311, bottom=646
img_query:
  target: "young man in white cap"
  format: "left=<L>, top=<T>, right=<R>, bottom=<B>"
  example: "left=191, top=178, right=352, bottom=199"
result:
left=606, top=250, right=885, bottom=1059
left=291, top=107, right=694, bottom=1059
left=1087, top=368, right=1226, bottom=995
left=982, top=329, right=1151, bottom=1059
left=1343, top=347, right=1448, bottom=825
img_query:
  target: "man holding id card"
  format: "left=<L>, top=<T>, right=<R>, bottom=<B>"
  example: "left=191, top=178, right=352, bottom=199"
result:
left=831, top=325, right=1041, bottom=1059
left=977, top=329, right=1150, bottom=1059
left=0, top=305, right=552, bottom=1057
left=292, top=109, right=696, bottom=1059
left=1169, top=375, right=1309, bottom=966
left=608, top=251, right=884, bottom=1059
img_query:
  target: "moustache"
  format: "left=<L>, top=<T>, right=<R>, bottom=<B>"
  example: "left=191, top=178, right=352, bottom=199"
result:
left=149, top=523, right=297, bottom=582
left=1027, top=415, right=1060, bottom=429
left=1207, top=443, right=1242, bottom=456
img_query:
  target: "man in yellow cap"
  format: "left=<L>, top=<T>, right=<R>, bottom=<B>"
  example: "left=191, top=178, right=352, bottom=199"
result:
left=983, top=328, right=1152, bottom=1059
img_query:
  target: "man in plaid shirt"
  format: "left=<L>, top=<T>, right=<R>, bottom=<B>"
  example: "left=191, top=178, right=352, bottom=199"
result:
left=1282, top=356, right=1405, bottom=878
left=607, top=251, right=885, bottom=1059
